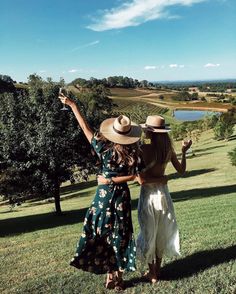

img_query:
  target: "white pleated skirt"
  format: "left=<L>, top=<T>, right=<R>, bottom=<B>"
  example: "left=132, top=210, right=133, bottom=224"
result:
left=136, top=183, right=180, bottom=263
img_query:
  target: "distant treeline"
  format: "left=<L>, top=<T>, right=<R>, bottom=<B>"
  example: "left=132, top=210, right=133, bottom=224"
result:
left=69, top=76, right=155, bottom=89
left=158, top=80, right=236, bottom=92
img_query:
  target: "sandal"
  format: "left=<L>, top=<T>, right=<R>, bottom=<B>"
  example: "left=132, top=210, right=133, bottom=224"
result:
left=114, top=271, right=126, bottom=291
left=105, top=273, right=116, bottom=289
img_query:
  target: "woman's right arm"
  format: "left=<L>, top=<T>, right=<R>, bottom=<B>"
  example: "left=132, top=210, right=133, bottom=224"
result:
left=59, top=94, right=94, bottom=143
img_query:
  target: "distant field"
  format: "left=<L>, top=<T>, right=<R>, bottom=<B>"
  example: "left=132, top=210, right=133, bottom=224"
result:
left=1, top=129, right=236, bottom=293
left=109, top=87, right=149, bottom=97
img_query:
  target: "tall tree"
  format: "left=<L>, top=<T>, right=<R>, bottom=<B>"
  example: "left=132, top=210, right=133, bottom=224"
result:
left=0, top=75, right=113, bottom=214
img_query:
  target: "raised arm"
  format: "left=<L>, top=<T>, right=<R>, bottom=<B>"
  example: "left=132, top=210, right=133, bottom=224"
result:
left=59, top=93, right=94, bottom=143
left=171, top=140, right=192, bottom=175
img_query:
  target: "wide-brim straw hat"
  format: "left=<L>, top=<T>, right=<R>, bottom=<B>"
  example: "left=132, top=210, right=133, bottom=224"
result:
left=140, top=115, right=171, bottom=133
left=100, top=115, right=142, bottom=144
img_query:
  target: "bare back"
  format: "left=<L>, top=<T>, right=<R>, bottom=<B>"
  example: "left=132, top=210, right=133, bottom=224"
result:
left=141, top=144, right=171, bottom=177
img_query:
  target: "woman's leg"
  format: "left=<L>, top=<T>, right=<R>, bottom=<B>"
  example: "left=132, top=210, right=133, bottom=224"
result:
left=114, top=270, right=125, bottom=291
left=105, top=272, right=116, bottom=289
left=155, top=256, right=162, bottom=279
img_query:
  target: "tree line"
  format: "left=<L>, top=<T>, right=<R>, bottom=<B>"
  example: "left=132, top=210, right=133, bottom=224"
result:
left=70, top=76, right=154, bottom=89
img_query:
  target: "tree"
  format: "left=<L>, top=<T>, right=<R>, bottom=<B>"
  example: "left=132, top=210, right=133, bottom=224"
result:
left=213, top=112, right=235, bottom=140
left=228, top=147, right=236, bottom=166
left=0, top=75, right=113, bottom=214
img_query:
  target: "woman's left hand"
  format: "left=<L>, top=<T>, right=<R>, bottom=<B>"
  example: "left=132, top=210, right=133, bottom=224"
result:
left=182, top=139, right=192, bottom=153
left=97, top=175, right=110, bottom=185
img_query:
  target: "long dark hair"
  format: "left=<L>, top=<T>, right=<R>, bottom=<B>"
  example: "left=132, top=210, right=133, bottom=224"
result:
left=95, top=132, right=140, bottom=169
left=146, top=131, right=174, bottom=164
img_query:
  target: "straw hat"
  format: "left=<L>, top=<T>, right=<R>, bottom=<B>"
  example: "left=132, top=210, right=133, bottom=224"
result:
left=140, top=115, right=171, bottom=133
left=99, top=115, right=142, bottom=144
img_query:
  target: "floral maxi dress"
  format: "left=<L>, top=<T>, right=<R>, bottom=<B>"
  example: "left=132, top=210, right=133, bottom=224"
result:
left=70, top=135, right=139, bottom=274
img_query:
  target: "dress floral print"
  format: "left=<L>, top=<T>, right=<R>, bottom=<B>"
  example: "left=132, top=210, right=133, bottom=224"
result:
left=70, top=134, right=141, bottom=274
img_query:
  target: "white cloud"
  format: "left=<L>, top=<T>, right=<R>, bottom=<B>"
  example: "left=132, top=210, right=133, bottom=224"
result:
left=169, top=64, right=185, bottom=68
left=169, top=64, right=178, bottom=68
left=87, top=0, right=205, bottom=31
left=68, top=69, right=78, bottom=73
left=204, top=63, right=220, bottom=67
left=71, top=40, right=100, bottom=52
left=144, top=65, right=157, bottom=70
left=39, top=70, right=46, bottom=73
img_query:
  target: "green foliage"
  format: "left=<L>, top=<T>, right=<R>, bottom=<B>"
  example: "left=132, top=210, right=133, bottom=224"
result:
left=228, top=147, right=236, bottom=166
left=172, top=91, right=199, bottom=101
left=70, top=75, right=153, bottom=89
left=0, top=74, right=16, bottom=94
left=213, top=112, right=235, bottom=140
left=0, top=74, right=113, bottom=213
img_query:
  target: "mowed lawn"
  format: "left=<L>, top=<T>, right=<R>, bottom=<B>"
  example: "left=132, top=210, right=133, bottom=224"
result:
left=0, top=130, right=236, bottom=294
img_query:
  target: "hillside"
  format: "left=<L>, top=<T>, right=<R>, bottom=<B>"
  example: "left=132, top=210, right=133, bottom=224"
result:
left=0, top=129, right=235, bottom=293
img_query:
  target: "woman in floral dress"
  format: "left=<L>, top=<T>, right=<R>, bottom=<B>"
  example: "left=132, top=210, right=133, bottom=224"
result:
left=59, top=93, right=142, bottom=290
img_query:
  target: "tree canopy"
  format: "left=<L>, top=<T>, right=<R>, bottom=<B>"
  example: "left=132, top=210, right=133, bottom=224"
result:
left=0, top=74, right=114, bottom=213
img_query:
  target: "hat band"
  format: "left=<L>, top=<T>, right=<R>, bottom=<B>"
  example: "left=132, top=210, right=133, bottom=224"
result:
left=113, top=125, right=131, bottom=135
left=146, top=124, right=166, bottom=129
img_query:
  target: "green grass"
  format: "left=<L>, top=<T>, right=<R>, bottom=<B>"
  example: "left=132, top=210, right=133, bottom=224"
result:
left=1, top=130, right=236, bottom=294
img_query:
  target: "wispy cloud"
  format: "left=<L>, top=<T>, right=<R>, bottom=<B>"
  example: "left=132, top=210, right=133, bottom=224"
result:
left=169, top=64, right=185, bottom=68
left=68, top=69, right=78, bottom=73
left=169, top=64, right=178, bottom=68
left=204, top=63, right=220, bottom=67
left=87, top=0, right=205, bottom=31
left=144, top=65, right=157, bottom=70
left=71, top=40, right=100, bottom=52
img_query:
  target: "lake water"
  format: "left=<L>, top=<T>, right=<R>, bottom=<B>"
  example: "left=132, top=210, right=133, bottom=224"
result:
left=174, top=110, right=219, bottom=121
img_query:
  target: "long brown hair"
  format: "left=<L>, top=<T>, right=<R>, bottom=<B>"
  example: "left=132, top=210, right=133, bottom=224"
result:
left=96, top=132, right=140, bottom=169
left=146, top=131, right=174, bottom=164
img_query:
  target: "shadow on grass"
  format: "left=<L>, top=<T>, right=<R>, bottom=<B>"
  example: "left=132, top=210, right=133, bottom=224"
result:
left=194, top=144, right=226, bottom=153
left=168, top=168, right=216, bottom=180
left=130, top=184, right=236, bottom=210
left=161, top=245, right=236, bottom=280
left=1, top=184, right=235, bottom=237
left=60, top=180, right=97, bottom=196
left=126, top=245, right=236, bottom=288
left=171, top=184, right=236, bottom=202
left=0, top=208, right=88, bottom=237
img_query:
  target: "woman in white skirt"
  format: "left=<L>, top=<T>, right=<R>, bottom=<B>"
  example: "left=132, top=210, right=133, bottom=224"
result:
left=136, top=115, right=192, bottom=283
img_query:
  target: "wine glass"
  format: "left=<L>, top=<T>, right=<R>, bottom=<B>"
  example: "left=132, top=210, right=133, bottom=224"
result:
left=59, top=87, right=69, bottom=111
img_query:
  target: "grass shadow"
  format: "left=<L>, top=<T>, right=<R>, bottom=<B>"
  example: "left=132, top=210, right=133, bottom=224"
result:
left=168, top=168, right=216, bottom=180
left=60, top=180, right=97, bottom=196
left=1, top=184, right=235, bottom=237
left=194, top=144, right=226, bottom=153
left=0, top=208, right=88, bottom=237
left=130, top=184, right=236, bottom=210
left=125, top=245, right=236, bottom=288
left=171, top=184, right=236, bottom=202
left=161, top=245, right=236, bottom=280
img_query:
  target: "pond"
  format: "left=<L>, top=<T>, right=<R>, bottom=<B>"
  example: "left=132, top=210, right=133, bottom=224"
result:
left=173, top=109, right=219, bottom=121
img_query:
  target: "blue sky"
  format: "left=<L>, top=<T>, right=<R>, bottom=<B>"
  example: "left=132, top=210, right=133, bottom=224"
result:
left=0, top=0, right=235, bottom=82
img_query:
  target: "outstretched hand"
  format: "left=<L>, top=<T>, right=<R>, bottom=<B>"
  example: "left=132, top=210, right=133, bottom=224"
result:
left=58, top=92, right=75, bottom=107
left=182, top=139, right=192, bottom=154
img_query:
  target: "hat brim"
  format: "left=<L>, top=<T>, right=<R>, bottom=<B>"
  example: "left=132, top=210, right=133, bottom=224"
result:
left=100, top=118, right=142, bottom=144
left=140, top=123, right=171, bottom=133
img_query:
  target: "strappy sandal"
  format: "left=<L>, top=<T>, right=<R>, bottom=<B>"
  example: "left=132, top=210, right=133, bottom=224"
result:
left=105, top=273, right=116, bottom=289
left=114, top=271, right=126, bottom=291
